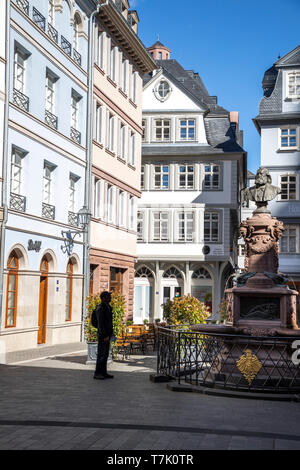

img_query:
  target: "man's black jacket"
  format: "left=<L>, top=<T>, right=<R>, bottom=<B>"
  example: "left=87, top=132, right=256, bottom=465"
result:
left=96, top=302, right=113, bottom=339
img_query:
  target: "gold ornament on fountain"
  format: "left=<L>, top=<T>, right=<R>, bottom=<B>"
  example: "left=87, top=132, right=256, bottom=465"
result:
left=236, top=349, right=262, bottom=385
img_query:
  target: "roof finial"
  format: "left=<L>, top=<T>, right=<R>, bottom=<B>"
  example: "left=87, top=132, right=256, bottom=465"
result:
left=278, top=53, right=281, bottom=59
left=157, top=33, right=159, bottom=41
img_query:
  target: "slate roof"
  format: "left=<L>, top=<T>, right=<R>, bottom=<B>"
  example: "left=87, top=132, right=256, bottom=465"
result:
left=143, top=59, right=228, bottom=115
left=142, top=58, right=245, bottom=156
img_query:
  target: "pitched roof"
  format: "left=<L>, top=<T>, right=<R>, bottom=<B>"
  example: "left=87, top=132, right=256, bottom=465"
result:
left=143, top=59, right=229, bottom=115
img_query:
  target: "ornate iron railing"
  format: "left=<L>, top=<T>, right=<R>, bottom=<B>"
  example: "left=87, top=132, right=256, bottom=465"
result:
left=13, top=88, right=29, bottom=112
left=73, top=49, right=81, bottom=66
left=45, top=110, right=58, bottom=130
left=15, top=0, right=29, bottom=15
left=42, top=202, right=55, bottom=220
left=61, top=36, right=72, bottom=56
left=70, top=126, right=81, bottom=144
left=68, top=211, right=78, bottom=227
left=157, top=326, right=300, bottom=394
left=32, top=7, right=45, bottom=31
left=10, top=193, right=26, bottom=212
left=48, top=23, right=58, bottom=43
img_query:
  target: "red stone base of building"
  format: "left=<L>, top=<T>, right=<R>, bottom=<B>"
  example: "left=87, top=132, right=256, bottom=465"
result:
left=89, top=248, right=135, bottom=320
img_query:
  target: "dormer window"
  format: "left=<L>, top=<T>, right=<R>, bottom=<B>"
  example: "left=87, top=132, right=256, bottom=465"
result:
left=154, top=80, right=171, bottom=102
left=287, top=71, right=300, bottom=99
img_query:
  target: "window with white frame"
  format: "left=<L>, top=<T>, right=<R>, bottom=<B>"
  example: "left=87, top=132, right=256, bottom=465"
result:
left=179, top=119, right=195, bottom=141
left=128, top=131, right=136, bottom=166
left=45, top=72, right=55, bottom=114
left=43, top=163, right=54, bottom=204
left=11, top=149, right=23, bottom=195
left=120, top=59, right=129, bottom=94
left=203, top=164, right=221, bottom=189
left=137, top=211, right=144, bottom=241
left=132, top=71, right=138, bottom=103
left=106, top=184, right=115, bottom=223
left=71, top=92, right=80, bottom=130
left=287, top=71, right=300, bottom=99
left=153, top=165, right=169, bottom=189
left=93, top=178, right=102, bottom=218
left=118, top=190, right=126, bottom=227
left=68, top=174, right=78, bottom=213
left=118, top=121, right=127, bottom=160
left=279, top=174, right=298, bottom=200
left=95, top=29, right=106, bottom=70
left=280, top=225, right=299, bottom=253
left=152, top=211, right=169, bottom=241
left=14, top=48, right=26, bottom=94
left=128, top=195, right=136, bottom=230
left=179, top=165, right=194, bottom=189
left=106, top=112, right=116, bottom=153
left=94, top=102, right=104, bottom=143
left=204, top=212, right=219, bottom=242
left=279, top=127, right=298, bottom=149
left=177, top=211, right=194, bottom=242
left=155, top=119, right=171, bottom=142
left=109, top=46, right=117, bottom=82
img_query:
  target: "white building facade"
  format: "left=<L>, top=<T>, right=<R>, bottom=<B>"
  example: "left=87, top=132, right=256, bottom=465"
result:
left=253, top=45, right=300, bottom=298
left=134, top=42, right=246, bottom=322
left=0, top=0, right=90, bottom=356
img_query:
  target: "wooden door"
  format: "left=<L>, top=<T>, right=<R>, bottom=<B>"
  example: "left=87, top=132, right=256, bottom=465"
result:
left=110, top=267, right=124, bottom=293
left=38, top=259, right=49, bottom=344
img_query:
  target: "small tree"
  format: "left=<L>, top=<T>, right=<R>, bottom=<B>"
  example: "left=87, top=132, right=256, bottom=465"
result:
left=217, top=298, right=228, bottom=323
left=163, top=294, right=210, bottom=326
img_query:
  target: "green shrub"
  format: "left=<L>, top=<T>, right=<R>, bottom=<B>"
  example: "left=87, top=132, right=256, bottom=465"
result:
left=217, top=298, right=228, bottom=323
left=163, top=294, right=210, bottom=326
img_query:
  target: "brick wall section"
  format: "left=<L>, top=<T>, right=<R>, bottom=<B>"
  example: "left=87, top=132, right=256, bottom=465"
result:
left=90, top=248, right=135, bottom=320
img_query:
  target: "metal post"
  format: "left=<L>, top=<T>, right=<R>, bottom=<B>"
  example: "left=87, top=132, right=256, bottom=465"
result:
left=81, top=0, right=109, bottom=343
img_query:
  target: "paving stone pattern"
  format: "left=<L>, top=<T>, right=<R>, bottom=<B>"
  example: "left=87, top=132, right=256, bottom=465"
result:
left=0, top=345, right=300, bottom=450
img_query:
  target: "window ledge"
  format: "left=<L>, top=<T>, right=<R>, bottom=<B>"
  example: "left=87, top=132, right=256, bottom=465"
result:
left=118, top=88, right=128, bottom=99
left=105, top=148, right=116, bottom=157
left=107, top=76, right=117, bottom=88
left=93, top=140, right=104, bottom=149
left=128, top=163, right=136, bottom=171
left=129, top=99, right=137, bottom=108
left=117, top=156, right=126, bottom=165
left=276, top=148, right=299, bottom=153
left=94, top=63, right=105, bottom=75
left=284, top=97, right=300, bottom=102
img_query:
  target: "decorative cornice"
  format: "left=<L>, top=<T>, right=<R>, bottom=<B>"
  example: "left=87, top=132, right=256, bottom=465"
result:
left=97, top=2, right=156, bottom=75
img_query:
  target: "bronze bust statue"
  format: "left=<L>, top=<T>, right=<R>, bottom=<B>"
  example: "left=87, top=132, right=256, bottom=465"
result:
left=241, top=167, right=281, bottom=213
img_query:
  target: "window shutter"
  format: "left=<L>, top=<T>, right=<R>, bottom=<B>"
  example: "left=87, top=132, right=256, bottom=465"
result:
left=94, top=24, right=98, bottom=64
left=107, top=36, right=111, bottom=76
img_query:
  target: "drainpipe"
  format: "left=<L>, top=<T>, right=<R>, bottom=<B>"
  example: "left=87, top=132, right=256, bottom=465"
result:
left=81, top=0, right=109, bottom=342
left=0, top=0, right=10, bottom=334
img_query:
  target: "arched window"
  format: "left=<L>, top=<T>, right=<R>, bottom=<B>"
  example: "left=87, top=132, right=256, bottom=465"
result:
left=192, top=268, right=211, bottom=279
left=135, top=267, right=153, bottom=278
left=6, top=252, right=19, bottom=327
left=163, top=267, right=182, bottom=279
left=65, top=260, right=73, bottom=321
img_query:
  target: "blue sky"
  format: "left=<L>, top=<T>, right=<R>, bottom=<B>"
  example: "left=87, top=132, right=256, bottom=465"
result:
left=133, top=0, right=300, bottom=173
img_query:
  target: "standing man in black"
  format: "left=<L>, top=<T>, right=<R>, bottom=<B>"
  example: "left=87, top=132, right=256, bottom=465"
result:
left=94, top=291, right=114, bottom=380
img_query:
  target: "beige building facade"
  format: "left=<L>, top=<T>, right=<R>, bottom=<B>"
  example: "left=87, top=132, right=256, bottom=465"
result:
left=89, top=0, right=156, bottom=319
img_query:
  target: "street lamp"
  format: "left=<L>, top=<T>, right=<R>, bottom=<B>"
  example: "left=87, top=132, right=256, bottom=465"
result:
left=61, top=205, right=91, bottom=256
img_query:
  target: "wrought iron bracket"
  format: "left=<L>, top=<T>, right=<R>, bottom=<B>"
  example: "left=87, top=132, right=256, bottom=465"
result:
left=61, top=230, right=81, bottom=256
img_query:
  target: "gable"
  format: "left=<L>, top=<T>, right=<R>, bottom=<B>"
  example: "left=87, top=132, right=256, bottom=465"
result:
left=276, top=45, right=300, bottom=67
left=143, top=72, right=206, bottom=112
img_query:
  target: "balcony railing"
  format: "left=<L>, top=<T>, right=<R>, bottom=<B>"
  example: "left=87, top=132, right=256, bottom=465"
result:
left=48, top=23, right=58, bottom=43
left=68, top=211, right=78, bottom=227
left=15, top=0, right=29, bottom=15
left=61, top=36, right=72, bottom=57
left=70, top=127, right=81, bottom=144
left=45, top=110, right=58, bottom=130
left=10, top=193, right=26, bottom=212
left=42, top=202, right=55, bottom=220
left=32, top=7, right=46, bottom=31
left=73, top=49, right=81, bottom=66
left=13, top=88, right=29, bottom=112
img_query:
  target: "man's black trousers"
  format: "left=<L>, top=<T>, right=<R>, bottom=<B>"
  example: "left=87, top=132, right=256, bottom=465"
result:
left=95, top=337, right=110, bottom=375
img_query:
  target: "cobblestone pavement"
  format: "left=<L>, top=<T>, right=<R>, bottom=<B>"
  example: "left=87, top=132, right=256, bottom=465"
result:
left=0, top=348, right=300, bottom=450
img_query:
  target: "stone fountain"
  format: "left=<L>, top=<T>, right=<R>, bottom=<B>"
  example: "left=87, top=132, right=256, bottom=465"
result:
left=190, top=167, right=300, bottom=393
